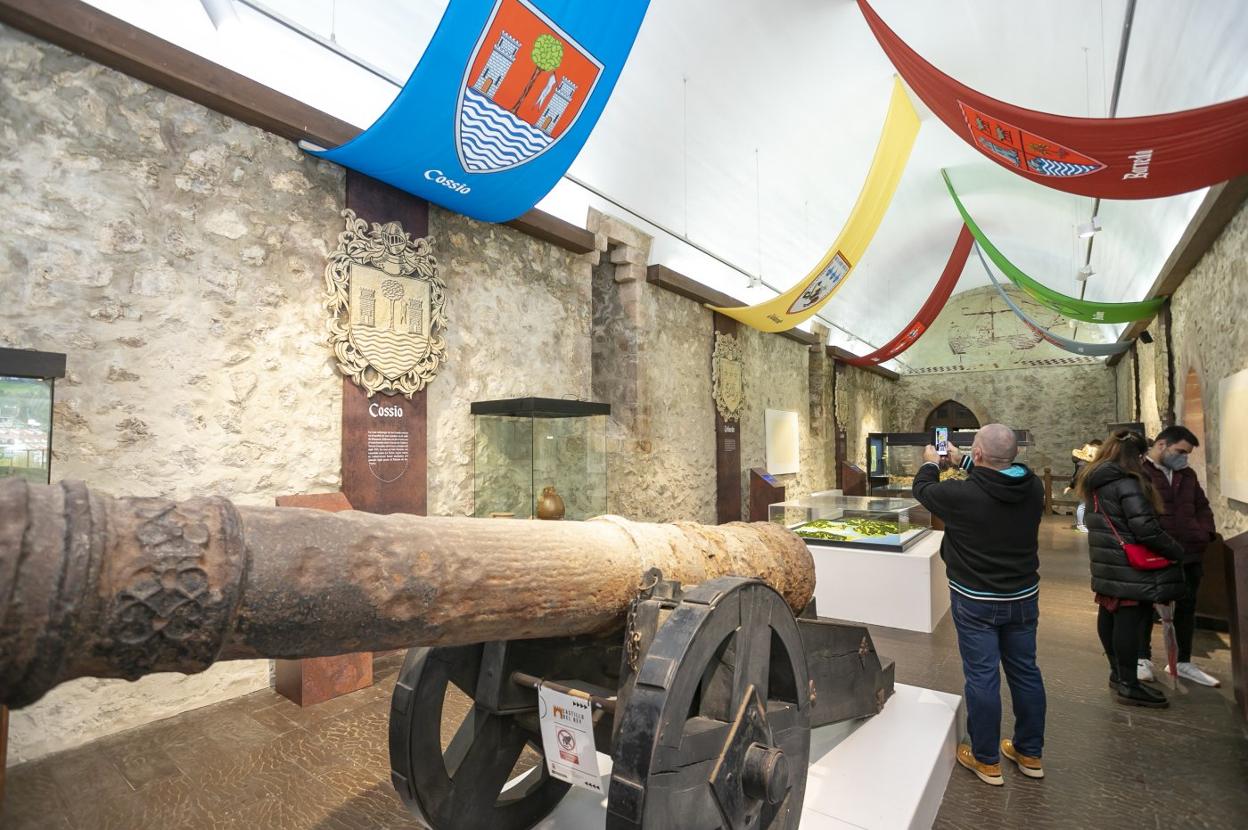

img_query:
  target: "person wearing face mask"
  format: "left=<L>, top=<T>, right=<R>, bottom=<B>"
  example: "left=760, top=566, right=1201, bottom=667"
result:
left=1136, top=425, right=1220, bottom=686
left=913, top=424, right=1046, bottom=786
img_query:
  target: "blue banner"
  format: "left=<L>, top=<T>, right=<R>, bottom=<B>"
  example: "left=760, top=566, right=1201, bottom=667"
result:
left=308, top=0, right=649, bottom=222
left=974, top=244, right=1131, bottom=358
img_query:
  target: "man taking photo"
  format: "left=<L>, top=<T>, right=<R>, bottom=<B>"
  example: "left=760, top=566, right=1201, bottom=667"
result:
left=1137, top=425, right=1219, bottom=686
left=912, top=423, right=1046, bottom=787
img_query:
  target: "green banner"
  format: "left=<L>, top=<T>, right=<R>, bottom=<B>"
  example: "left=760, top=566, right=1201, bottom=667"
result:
left=941, top=170, right=1165, bottom=324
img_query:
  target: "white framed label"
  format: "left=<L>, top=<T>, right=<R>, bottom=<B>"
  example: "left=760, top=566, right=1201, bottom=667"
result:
left=538, top=684, right=603, bottom=793
left=1219, top=369, right=1248, bottom=505
left=765, top=408, right=800, bottom=475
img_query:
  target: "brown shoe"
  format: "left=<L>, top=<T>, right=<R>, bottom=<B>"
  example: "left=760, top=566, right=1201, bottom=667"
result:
left=956, top=743, right=1003, bottom=786
left=1001, top=739, right=1044, bottom=779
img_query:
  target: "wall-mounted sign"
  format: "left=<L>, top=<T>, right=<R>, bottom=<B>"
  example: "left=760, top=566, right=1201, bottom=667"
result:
left=712, top=331, right=744, bottom=423
left=765, top=409, right=800, bottom=476
left=325, top=209, right=447, bottom=398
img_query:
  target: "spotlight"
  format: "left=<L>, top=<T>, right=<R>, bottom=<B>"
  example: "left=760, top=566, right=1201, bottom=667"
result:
left=200, top=0, right=240, bottom=32
left=1076, top=217, right=1102, bottom=238
left=746, top=273, right=761, bottom=290
left=1076, top=264, right=1094, bottom=281
left=1139, top=330, right=1154, bottom=344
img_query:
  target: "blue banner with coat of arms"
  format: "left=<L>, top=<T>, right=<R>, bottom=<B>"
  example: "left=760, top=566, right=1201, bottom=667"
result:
left=307, top=0, right=650, bottom=222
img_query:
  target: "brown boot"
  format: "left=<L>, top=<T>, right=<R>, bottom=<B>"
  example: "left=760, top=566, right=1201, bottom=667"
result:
left=1001, top=739, right=1044, bottom=779
left=957, top=743, right=1003, bottom=786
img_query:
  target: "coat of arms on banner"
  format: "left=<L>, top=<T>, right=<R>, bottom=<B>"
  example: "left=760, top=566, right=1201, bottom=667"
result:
left=712, top=332, right=745, bottom=423
left=457, top=0, right=604, bottom=173
left=788, top=252, right=851, bottom=315
left=958, top=102, right=1105, bottom=178
left=324, top=209, right=447, bottom=398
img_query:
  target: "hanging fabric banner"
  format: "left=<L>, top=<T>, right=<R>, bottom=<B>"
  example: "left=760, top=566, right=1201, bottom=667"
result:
left=711, top=77, right=920, bottom=332
left=975, top=244, right=1132, bottom=357
left=942, top=170, right=1165, bottom=323
left=842, top=224, right=972, bottom=366
left=858, top=0, right=1248, bottom=200
left=305, top=0, right=650, bottom=223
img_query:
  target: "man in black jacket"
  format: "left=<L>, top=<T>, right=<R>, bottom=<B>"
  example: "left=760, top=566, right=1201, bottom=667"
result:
left=913, top=423, right=1046, bottom=786
left=1137, top=425, right=1219, bottom=686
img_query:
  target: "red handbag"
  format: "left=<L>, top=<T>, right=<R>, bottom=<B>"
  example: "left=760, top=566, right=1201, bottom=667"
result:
left=1093, top=493, right=1171, bottom=570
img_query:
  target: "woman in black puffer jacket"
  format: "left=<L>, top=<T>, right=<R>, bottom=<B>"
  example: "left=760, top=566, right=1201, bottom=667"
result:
left=1076, top=430, right=1184, bottom=708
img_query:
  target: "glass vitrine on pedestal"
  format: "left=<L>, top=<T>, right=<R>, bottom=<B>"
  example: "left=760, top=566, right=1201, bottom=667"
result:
left=0, top=348, right=65, bottom=486
left=471, top=397, right=609, bottom=520
left=769, top=494, right=932, bottom=552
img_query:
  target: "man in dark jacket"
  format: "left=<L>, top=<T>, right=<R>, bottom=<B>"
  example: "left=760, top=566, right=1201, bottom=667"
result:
left=913, top=423, right=1046, bottom=786
left=1137, top=425, right=1219, bottom=686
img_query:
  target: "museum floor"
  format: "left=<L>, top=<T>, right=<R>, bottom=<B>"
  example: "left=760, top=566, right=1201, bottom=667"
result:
left=3, top=516, right=1245, bottom=830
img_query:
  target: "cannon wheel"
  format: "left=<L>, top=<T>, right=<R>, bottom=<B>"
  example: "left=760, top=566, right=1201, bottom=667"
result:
left=389, top=644, right=570, bottom=830
left=607, top=578, right=812, bottom=830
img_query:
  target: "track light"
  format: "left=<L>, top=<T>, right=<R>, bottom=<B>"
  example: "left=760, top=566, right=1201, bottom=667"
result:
left=200, top=0, right=240, bottom=32
left=1076, top=264, right=1094, bottom=281
left=1076, top=217, right=1102, bottom=239
left=746, top=273, right=761, bottom=290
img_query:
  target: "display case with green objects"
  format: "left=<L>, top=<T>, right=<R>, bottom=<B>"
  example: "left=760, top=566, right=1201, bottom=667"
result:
left=769, top=493, right=932, bottom=552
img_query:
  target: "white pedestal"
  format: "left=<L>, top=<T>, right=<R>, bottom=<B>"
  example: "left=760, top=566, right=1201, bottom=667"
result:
left=536, top=683, right=962, bottom=830
left=809, top=532, right=950, bottom=633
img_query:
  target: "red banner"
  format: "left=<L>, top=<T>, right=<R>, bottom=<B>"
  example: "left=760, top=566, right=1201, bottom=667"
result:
left=841, top=224, right=972, bottom=366
left=858, top=0, right=1248, bottom=199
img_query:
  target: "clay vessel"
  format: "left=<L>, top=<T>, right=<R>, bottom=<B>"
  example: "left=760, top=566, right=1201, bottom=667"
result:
left=535, top=485, right=565, bottom=520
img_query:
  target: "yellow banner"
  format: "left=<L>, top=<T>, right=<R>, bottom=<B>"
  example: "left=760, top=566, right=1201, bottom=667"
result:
left=711, top=78, right=920, bottom=331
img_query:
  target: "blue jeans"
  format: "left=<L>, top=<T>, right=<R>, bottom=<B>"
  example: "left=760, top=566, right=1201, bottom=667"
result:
left=950, top=591, right=1046, bottom=763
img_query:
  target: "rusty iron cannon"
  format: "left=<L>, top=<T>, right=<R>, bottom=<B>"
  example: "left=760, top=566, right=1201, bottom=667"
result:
left=0, top=478, right=894, bottom=830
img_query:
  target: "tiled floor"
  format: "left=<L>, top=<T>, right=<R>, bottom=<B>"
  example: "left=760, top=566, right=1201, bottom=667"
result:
left=3, top=516, right=1245, bottom=829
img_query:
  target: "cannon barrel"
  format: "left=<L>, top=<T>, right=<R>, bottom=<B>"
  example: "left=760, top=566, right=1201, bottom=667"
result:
left=0, top=479, right=814, bottom=707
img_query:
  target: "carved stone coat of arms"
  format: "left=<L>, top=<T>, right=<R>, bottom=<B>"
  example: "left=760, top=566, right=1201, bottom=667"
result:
left=324, top=209, right=447, bottom=397
left=712, top=331, right=745, bottom=422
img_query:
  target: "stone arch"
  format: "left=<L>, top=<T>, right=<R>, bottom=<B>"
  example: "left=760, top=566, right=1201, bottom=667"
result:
left=923, top=399, right=982, bottom=431
left=1178, top=363, right=1208, bottom=480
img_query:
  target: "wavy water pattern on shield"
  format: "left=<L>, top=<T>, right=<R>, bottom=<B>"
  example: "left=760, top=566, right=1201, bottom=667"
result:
left=459, top=88, right=553, bottom=171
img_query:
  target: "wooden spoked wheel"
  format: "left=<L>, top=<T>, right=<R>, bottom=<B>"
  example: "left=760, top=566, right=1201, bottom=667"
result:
left=606, top=578, right=812, bottom=830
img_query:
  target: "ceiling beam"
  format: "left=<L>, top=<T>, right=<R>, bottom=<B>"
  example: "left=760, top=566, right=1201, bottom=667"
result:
left=0, top=0, right=596, bottom=255
left=826, top=347, right=900, bottom=382
left=646, top=265, right=823, bottom=347
left=1105, top=175, right=1248, bottom=366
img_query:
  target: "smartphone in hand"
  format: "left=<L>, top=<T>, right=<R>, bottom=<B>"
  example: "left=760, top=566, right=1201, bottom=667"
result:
left=933, top=426, right=949, bottom=457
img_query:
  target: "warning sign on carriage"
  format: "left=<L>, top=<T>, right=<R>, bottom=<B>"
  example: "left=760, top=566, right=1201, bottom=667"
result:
left=537, top=684, right=603, bottom=792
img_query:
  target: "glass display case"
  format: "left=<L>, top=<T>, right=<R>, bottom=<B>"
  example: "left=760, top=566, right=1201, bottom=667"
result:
left=472, top=397, right=609, bottom=520
left=0, top=348, right=65, bottom=486
left=866, top=430, right=1033, bottom=495
left=769, top=493, right=932, bottom=552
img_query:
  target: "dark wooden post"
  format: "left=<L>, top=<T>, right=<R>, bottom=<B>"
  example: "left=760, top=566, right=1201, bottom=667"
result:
left=713, top=313, right=743, bottom=524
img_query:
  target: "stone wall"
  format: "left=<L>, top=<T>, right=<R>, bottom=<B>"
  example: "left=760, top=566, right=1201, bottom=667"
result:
left=1150, top=200, right=1248, bottom=539
left=891, top=364, right=1118, bottom=476
left=424, top=207, right=595, bottom=518
left=0, top=24, right=346, bottom=763
left=737, top=329, right=831, bottom=511
left=835, top=363, right=895, bottom=470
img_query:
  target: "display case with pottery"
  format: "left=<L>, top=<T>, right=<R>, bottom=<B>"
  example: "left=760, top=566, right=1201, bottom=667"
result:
left=471, top=397, right=608, bottom=520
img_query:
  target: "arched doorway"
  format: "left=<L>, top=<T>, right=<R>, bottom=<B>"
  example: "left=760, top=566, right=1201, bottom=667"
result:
left=1182, top=367, right=1207, bottom=479
left=924, top=400, right=981, bottom=431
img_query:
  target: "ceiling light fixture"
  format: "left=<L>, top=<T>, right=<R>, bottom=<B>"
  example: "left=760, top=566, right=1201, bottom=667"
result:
left=746, top=273, right=761, bottom=290
left=1076, top=264, right=1094, bottom=281
left=200, top=0, right=240, bottom=32
left=1076, top=217, right=1103, bottom=238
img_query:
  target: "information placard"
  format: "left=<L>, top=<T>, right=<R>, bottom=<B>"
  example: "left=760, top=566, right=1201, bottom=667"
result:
left=537, top=684, right=603, bottom=793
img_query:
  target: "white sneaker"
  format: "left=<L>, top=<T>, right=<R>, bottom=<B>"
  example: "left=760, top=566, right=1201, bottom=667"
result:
left=1076, top=525, right=1089, bottom=533
left=1176, top=662, right=1220, bottom=687
left=1137, top=659, right=1156, bottom=682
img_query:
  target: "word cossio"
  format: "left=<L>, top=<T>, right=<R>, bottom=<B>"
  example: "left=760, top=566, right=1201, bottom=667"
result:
left=423, top=169, right=471, bottom=194
left=369, top=402, right=403, bottom=418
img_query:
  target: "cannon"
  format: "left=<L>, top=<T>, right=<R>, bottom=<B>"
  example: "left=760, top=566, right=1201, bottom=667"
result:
left=0, top=479, right=894, bottom=829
